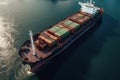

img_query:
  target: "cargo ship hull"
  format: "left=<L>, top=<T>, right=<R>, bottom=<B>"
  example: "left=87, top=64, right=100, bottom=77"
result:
left=19, top=1, right=103, bottom=74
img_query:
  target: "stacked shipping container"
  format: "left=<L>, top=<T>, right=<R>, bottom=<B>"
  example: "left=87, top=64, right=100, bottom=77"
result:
left=38, top=11, right=91, bottom=46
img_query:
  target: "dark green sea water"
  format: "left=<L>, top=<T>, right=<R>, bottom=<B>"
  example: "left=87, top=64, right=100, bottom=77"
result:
left=0, top=0, right=120, bottom=80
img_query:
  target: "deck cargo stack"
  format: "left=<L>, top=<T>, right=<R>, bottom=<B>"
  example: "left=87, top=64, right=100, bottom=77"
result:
left=58, top=19, right=80, bottom=32
left=48, top=25, right=61, bottom=34
left=58, top=20, right=73, bottom=31
left=55, top=28, right=70, bottom=38
left=69, top=13, right=85, bottom=24
left=43, top=31, right=58, bottom=40
left=69, top=22, right=80, bottom=30
left=64, top=20, right=73, bottom=25
left=39, top=33, right=56, bottom=46
left=39, top=24, right=71, bottom=46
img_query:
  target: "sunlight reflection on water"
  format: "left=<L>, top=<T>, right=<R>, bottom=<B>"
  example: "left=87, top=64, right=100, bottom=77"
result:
left=0, top=16, right=17, bottom=80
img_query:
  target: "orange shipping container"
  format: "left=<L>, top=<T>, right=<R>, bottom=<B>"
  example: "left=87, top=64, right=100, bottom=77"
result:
left=39, top=35, right=52, bottom=45
left=43, top=31, right=58, bottom=40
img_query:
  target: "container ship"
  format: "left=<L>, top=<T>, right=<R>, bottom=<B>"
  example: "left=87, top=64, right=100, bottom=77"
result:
left=19, top=0, right=103, bottom=74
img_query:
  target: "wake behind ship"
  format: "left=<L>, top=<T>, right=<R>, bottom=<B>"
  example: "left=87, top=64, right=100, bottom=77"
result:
left=19, top=0, right=103, bottom=74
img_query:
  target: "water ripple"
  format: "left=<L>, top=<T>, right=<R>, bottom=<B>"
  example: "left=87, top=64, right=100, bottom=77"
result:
left=0, top=16, right=17, bottom=80
left=0, top=16, right=38, bottom=80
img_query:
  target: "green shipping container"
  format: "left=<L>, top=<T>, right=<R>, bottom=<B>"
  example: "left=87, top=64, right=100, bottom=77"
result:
left=50, top=26, right=61, bottom=32
left=55, top=28, right=70, bottom=38
left=69, top=22, right=80, bottom=30
left=63, top=20, right=73, bottom=25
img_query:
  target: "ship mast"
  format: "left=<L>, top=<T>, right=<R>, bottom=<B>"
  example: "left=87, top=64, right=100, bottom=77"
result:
left=90, top=0, right=92, bottom=4
left=29, top=30, right=36, bottom=56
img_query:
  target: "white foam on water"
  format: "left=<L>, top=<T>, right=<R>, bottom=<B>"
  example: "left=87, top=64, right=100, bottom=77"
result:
left=0, top=17, right=38, bottom=80
left=0, top=17, right=15, bottom=58
left=0, top=16, right=17, bottom=80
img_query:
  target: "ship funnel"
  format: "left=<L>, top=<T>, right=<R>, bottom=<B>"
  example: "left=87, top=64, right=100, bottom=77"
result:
left=29, top=30, right=35, bottom=56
